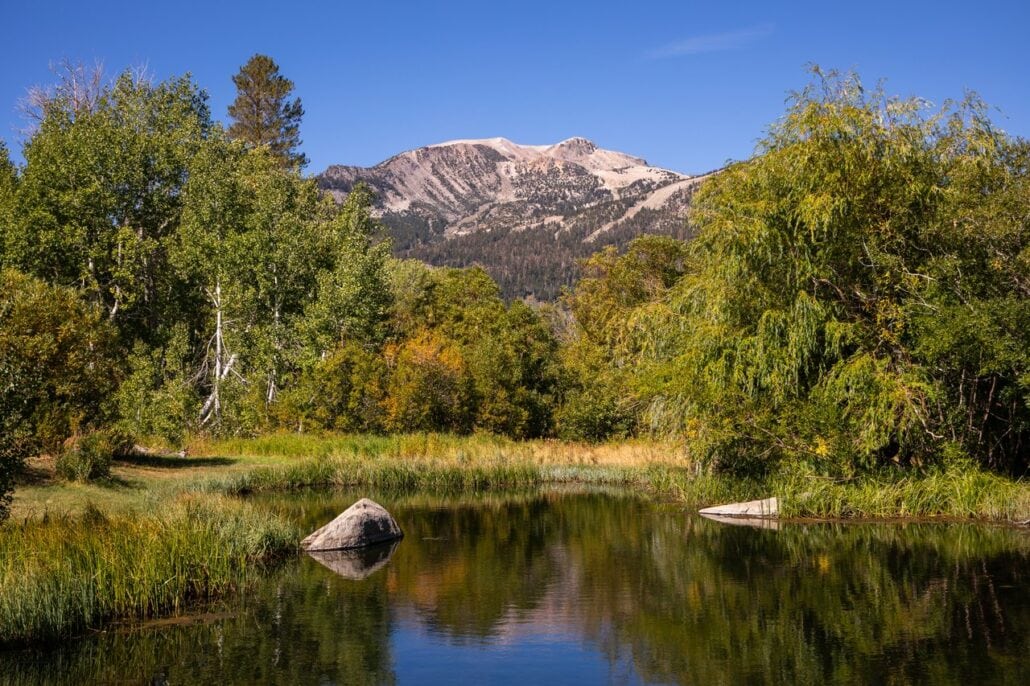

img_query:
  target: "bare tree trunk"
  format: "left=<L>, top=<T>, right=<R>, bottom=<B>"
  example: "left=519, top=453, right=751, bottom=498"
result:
left=199, top=279, right=226, bottom=426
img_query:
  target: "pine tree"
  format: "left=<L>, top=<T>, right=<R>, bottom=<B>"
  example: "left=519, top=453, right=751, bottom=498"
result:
left=227, top=54, right=307, bottom=169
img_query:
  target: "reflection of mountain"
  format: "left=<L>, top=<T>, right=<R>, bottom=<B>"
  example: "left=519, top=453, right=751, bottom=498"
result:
left=5, top=490, right=1029, bottom=685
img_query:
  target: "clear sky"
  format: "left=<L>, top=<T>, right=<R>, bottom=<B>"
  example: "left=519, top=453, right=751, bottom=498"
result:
left=2, top=0, right=1028, bottom=174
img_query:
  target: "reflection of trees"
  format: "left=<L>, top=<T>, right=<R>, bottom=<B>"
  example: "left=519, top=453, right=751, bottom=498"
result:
left=385, top=499, right=556, bottom=640
left=385, top=492, right=1030, bottom=685
left=546, top=501, right=1030, bottom=685
left=3, top=489, right=1028, bottom=685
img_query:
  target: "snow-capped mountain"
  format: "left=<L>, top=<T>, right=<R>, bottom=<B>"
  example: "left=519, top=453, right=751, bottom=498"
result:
left=319, top=137, right=708, bottom=299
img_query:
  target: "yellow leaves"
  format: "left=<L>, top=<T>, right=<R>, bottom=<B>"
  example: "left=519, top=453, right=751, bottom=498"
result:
left=874, top=299, right=906, bottom=347
left=813, top=437, right=831, bottom=458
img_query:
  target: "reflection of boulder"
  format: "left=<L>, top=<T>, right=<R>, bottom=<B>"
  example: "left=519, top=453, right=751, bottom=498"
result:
left=301, top=498, right=404, bottom=551
left=307, top=539, right=400, bottom=580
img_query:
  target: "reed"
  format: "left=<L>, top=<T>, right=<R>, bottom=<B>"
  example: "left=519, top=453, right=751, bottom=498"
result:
left=195, top=433, right=1030, bottom=520
left=0, top=495, right=295, bottom=645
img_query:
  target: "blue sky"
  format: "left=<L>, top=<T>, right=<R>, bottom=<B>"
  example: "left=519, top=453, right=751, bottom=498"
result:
left=2, top=0, right=1028, bottom=174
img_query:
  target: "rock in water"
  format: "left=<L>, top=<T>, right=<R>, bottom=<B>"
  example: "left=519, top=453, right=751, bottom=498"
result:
left=301, top=498, right=403, bottom=551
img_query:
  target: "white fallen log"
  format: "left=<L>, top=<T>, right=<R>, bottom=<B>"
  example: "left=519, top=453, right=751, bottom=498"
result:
left=698, top=496, right=778, bottom=518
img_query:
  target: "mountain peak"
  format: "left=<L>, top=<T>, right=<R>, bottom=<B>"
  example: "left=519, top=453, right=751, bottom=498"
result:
left=550, top=136, right=597, bottom=153
left=319, top=137, right=703, bottom=299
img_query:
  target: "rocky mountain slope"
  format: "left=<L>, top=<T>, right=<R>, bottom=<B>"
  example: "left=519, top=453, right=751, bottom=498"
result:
left=319, top=137, right=707, bottom=299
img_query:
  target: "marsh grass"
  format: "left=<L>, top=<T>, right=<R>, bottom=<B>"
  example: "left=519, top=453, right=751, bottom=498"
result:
left=0, top=495, right=295, bottom=645
left=195, top=433, right=1030, bottom=521
left=773, top=461, right=1030, bottom=520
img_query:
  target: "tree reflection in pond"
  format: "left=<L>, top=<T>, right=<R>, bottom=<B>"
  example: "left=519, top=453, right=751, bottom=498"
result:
left=2, top=489, right=1027, bottom=685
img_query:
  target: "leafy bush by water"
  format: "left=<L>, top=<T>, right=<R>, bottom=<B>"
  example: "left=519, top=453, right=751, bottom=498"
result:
left=55, top=428, right=135, bottom=482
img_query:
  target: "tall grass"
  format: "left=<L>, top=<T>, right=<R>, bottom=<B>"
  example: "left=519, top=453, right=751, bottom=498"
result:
left=0, top=495, right=295, bottom=645
left=195, top=433, right=1030, bottom=520
left=772, top=460, right=1030, bottom=520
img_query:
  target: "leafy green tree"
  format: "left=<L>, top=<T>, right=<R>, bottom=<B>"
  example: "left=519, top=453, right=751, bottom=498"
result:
left=175, top=141, right=330, bottom=431
left=227, top=54, right=307, bottom=169
left=276, top=341, right=389, bottom=433
left=0, top=270, right=118, bottom=518
left=645, top=69, right=1029, bottom=473
left=384, top=329, right=474, bottom=433
left=384, top=263, right=560, bottom=437
left=0, top=142, right=15, bottom=269
left=9, top=71, right=211, bottom=347
left=302, top=183, right=393, bottom=355
left=114, top=326, right=195, bottom=444
left=557, top=236, right=689, bottom=441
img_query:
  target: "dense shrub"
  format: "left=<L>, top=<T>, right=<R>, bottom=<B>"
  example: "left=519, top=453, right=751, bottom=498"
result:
left=55, top=429, right=134, bottom=482
left=1, top=270, right=119, bottom=517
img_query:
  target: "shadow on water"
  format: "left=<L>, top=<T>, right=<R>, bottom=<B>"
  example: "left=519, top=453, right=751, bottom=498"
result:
left=114, top=454, right=238, bottom=469
left=2, top=487, right=1029, bottom=685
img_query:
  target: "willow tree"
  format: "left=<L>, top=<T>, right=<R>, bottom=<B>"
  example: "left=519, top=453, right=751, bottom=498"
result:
left=647, top=69, right=1029, bottom=474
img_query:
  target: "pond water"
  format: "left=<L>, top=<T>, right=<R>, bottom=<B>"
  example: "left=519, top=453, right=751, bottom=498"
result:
left=2, top=487, right=1029, bottom=685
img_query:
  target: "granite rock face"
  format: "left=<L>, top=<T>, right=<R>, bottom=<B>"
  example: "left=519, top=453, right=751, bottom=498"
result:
left=319, top=137, right=710, bottom=299
left=301, top=498, right=403, bottom=551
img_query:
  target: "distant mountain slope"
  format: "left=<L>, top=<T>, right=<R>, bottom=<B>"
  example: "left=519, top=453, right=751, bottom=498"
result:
left=319, top=137, right=708, bottom=299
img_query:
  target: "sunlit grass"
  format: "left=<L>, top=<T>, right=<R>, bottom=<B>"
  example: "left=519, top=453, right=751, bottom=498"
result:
left=0, top=494, right=295, bottom=645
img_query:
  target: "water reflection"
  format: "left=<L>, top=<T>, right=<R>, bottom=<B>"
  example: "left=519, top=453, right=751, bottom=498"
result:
left=308, top=539, right=400, bottom=580
left=1, top=488, right=1027, bottom=685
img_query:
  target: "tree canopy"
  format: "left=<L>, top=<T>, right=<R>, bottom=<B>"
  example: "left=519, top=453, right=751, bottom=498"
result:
left=633, top=70, right=1030, bottom=474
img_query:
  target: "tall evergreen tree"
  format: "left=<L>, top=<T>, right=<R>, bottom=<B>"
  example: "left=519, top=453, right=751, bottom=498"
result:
left=227, top=54, right=307, bottom=169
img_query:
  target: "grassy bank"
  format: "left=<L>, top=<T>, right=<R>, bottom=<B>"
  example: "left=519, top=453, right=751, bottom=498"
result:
left=193, top=434, right=1030, bottom=521
left=0, top=494, right=294, bottom=645
left=10, top=433, right=1029, bottom=522
left=2, top=432, right=1027, bottom=645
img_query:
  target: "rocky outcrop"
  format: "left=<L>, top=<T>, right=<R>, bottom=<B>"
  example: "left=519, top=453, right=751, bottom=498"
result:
left=301, top=498, right=403, bottom=551
left=698, top=497, right=779, bottom=518
left=319, top=137, right=708, bottom=300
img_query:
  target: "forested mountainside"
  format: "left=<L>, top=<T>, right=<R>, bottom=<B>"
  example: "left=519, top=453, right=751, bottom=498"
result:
left=319, top=137, right=706, bottom=299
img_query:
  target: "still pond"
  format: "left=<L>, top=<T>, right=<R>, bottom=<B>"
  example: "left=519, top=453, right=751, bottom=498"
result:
left=2, top=487, right=1028, bottom=684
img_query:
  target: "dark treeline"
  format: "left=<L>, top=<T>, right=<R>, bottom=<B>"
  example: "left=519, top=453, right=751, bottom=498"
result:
left=1, top=64, right=1028, bottom=520
left=396, top=190, right=699, bottom=302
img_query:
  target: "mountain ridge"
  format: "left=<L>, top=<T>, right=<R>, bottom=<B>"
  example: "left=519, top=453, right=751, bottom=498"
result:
left=319, top=137, right=708, bottom=299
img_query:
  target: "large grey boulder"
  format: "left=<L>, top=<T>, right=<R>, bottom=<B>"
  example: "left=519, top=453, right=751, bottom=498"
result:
left=301, top=498, right=403, bottom=551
